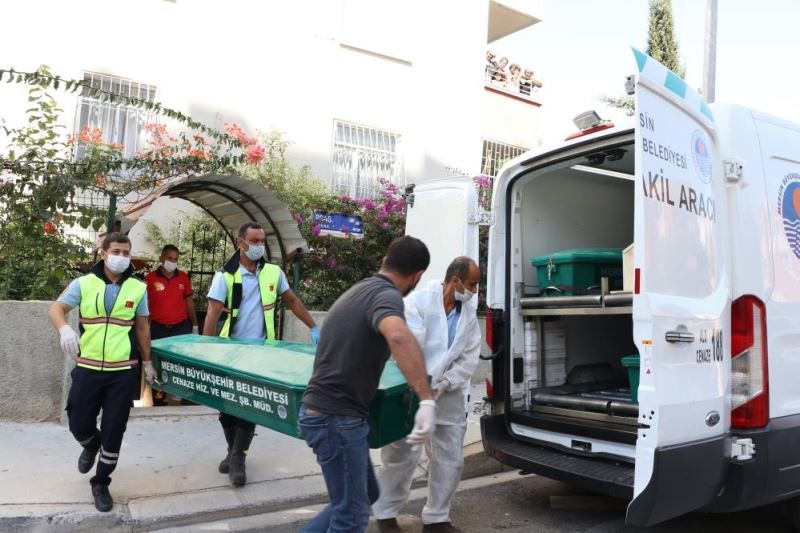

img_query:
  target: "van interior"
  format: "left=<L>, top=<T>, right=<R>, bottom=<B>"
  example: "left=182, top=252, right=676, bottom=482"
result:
left=508, top=138, right=640, bottom=459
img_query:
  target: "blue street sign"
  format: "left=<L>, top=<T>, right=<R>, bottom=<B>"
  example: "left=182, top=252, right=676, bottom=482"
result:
left=312, top=211, right=364, bottom=239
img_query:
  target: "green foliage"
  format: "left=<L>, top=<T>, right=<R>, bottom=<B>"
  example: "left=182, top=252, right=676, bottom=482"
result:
left=239, top=131, right=329, bottom=214
left=600, top=94, right=635, bottom=116
left=0, top=66, right=96, bottom=299
left=242, top=132, right=406, bottom=310
left=0, top=64, right=263, bottom=300
left=646, top=0, right=685, bottom=78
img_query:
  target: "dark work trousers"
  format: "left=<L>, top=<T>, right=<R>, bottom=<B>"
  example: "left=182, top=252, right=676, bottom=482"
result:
left=219, top=412, right=256, bottom=434
left=147, top=320, right=192, bottom=403
left=149, top=319, right=192, bottom=340
left=66, top=366, right=138, bottom=487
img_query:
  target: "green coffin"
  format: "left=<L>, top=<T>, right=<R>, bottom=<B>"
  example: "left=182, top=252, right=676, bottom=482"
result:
left=150, top=335, right=418, bottom=448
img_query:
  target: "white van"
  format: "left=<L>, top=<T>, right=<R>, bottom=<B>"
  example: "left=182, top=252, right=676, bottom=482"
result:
left=405, top=49, right=800, bottom=527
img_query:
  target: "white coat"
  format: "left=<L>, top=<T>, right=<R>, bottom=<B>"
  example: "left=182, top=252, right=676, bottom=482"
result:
left=373, top=279, right=483, bottom=524
left=404, top=280, right=482, bottom=395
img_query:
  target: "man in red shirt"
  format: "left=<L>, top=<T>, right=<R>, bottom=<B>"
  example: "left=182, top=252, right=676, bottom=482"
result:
left=145, top=244, right=198, bottom=405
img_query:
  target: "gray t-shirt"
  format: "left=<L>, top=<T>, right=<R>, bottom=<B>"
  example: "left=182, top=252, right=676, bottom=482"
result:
left=302, top=274, right=405, bottom=418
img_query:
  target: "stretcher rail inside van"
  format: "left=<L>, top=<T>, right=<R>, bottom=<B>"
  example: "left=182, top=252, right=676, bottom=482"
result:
left=519, top=292, right=633, bottom=309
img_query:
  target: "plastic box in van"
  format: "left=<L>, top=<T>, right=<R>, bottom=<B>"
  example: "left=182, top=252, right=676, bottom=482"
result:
left=532, top=248, right=623, bottom=295
left=150, top=335, right=419, bottom=448
left=620, top=355, right=640, bottom=402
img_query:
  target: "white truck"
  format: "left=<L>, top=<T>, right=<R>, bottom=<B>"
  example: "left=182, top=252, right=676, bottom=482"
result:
left=405, top=49, right=800, bottom=527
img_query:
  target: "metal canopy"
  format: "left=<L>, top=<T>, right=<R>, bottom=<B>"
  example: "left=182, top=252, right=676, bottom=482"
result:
left=122, top=173, right=308, bottom=264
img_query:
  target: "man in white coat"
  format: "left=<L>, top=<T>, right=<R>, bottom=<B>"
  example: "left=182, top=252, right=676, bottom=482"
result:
left=373, top=256, right=482, bottom=533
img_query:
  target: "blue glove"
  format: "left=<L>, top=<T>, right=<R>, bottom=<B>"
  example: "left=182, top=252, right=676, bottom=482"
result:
left=310, top=326, right=320, bottom=345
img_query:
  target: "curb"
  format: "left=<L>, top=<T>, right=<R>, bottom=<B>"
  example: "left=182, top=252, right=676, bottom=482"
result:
left=0, top=443, right=506, bottom=532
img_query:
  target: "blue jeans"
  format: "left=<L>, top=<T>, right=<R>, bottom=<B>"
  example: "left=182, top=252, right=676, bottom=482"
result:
left=298, top=404, right=380, bottom=533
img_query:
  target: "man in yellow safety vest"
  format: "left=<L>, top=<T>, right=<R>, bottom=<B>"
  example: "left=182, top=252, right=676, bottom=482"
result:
left=203, top=221, right=319, bottom=486
left=48, top=233, right=156, bottom=513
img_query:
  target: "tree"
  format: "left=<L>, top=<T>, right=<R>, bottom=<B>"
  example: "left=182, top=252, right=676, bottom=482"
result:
left=0, top=65, right=264, bottom=300
left=646, top=0, right=685, bottom=78
left=601, top=0, right=684, bottom=115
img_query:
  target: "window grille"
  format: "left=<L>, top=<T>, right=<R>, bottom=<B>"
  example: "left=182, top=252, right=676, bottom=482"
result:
left=330, top=120, right=403, bottom=198
left=74, top=72, right=158, bottom=161
left=481, top=138, right=527, bottom=178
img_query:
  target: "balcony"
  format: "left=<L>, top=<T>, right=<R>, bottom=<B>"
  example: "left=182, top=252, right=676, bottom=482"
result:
left=484, top=64, right=543, bottom=106
left=488, top=0, right=544, bottom=43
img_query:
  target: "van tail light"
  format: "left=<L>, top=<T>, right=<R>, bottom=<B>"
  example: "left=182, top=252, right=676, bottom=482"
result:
left=485, top=377, right=494, bottom=400
left=731, top=295, right=769, bottom=429
left=485, top=308, right=494, bottom=350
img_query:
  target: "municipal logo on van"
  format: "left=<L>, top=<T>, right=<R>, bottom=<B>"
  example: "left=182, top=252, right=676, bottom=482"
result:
left=690, top=130, right=712, bottom=184
left=779, top=174, right=800, bottom=260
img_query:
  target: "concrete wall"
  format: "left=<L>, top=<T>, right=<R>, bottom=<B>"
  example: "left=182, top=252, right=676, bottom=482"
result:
left=0, top=301, right=73, bottom=422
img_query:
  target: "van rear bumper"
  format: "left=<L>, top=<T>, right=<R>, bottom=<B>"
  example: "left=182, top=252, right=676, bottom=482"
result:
left=481, top=414, right=635, bottom=499
left=704, top=413, right=800, bottom=513
left=482, top=414, right=729, bottom=526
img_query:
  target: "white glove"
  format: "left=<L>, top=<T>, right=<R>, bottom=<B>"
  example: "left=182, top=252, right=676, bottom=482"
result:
left=406, top=400, right=436, bottom=445
left=59, top=325, right=79, bottom=360
left=143, top=361, right=158, bottom=385
left=432, top=379, right=450, bottom=401
left=192, top=325, right=199, bottom=335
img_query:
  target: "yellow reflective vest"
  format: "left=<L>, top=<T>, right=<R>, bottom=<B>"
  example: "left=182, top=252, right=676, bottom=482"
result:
left=218, top=254, right=281, bottom=340
left=77, top=265, right=146, bottom=371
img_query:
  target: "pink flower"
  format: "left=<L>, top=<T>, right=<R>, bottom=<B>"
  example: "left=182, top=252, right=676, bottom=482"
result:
left=361, top=199, right=376, bottom=210
left=327, top=257, right=338, bottom=268
left=246, top=144, right=266, bottom=165
left=294, top=213, right=304, bottom=223
left=311, top=224, right=321, bottom=236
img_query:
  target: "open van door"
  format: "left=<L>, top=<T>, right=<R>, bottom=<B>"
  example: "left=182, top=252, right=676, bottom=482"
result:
left=404, top=177, right=480, bottom=283
left=626, top=48, right=731, bottom=526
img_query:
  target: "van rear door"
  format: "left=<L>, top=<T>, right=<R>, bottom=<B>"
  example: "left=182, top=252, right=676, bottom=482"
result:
left=626, top=48, right=731, bottom=527
left=404, top=177, right=480, bottom=283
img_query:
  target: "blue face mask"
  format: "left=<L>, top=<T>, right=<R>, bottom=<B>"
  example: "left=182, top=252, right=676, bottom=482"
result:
left=245, top=244, right=264, bottom=261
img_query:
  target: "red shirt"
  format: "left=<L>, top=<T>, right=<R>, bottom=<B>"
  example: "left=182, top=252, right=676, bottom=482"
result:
left=145, top=269, right=193, bottom=325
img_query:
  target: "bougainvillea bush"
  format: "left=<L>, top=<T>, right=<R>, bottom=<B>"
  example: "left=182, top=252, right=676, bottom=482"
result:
left=295, top=178, right=407, bottom=309
left=0, top=65, right=262, bottom=300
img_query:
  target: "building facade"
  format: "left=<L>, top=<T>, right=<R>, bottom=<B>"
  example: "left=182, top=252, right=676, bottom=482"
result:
left=1, top=0, right=543, bottom=251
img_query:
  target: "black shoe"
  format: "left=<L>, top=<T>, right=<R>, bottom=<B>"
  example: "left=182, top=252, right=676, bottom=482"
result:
left=78, top=446, right=100, bottom=474
left=422, top=523, right=461, bottom=533
left=377, top=517, right=404, bottom=532
left=92, top=484, right=113, bottom=512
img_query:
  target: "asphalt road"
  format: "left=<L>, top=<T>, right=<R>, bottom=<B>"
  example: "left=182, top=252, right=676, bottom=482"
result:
left=274, top=473, right=793, bottom=533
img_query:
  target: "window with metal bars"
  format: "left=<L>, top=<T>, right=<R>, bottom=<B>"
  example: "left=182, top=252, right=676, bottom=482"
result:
left=330, top=120, right=403, bottom=198
left=481, top=138, right=527, bottom=178
left=74, top=72, right=158, bottom=160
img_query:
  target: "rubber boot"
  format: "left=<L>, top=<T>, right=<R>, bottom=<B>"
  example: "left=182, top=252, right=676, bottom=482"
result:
left=218, top=425, right=236, bottom=474
left=228, top=427, right=255, bottom=487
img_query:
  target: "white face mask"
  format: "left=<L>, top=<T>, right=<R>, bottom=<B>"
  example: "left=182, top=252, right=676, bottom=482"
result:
left=162, top=260, right=178, bottom=273
left=244, top=244, right=265, bottom=261
left=105, top=254, right=131, bottom=275
left=454, top=279, right=475, bottom=303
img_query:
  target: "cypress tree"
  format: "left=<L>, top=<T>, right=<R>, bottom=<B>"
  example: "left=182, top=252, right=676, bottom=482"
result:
left=646, top=0, right=685, bottom=77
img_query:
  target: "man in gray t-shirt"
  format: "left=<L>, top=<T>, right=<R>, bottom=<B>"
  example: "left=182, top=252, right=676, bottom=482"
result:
left=299, top=236, right=436, bottom=533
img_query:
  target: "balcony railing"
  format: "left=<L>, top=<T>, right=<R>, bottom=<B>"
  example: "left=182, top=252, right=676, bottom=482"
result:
left=484, top=66, right=542, bottom=105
